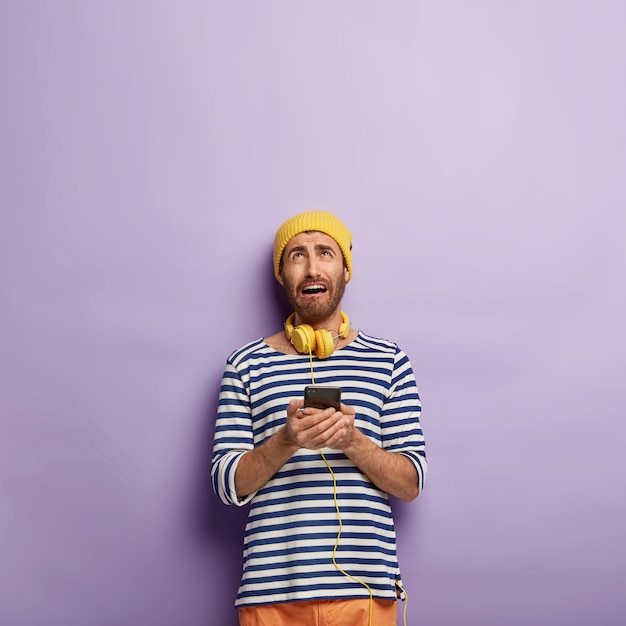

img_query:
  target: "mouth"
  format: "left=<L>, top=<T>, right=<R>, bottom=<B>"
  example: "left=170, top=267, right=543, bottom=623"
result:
left=300, top=282, right=328, bottom=297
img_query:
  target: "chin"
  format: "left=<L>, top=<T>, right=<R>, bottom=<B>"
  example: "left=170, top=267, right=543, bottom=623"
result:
left=295, top=300, right=338, bottom=324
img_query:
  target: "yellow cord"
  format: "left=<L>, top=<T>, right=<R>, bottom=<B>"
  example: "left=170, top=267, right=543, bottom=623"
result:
left=308, top=348, right=408, bottom=626
left=319, top=449, right=374, bottom=626
left=396, top=581, right=409, bottom=626
left=309, top=349, right=315, bottom=384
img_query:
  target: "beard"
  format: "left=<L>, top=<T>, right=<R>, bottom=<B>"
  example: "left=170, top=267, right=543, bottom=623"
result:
left=282, top=268, right=347, bottom=326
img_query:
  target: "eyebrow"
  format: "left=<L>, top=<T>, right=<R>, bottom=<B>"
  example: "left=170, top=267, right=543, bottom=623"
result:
left=286, top=243, right=337, bottom=256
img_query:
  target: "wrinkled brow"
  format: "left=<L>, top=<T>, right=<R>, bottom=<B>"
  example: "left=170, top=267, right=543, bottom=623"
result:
left=286, top=243, right=337, bottom=255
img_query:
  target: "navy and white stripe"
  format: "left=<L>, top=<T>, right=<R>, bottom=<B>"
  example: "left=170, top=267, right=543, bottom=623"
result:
left=211, top=331, right=427, bottom=608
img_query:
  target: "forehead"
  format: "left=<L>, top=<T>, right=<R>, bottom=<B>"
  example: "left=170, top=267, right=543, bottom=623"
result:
left=283, top=231, right=340, bottom=253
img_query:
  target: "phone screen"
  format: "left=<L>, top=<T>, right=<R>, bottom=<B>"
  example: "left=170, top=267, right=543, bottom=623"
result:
left=303, top=385, right=341, bottom=410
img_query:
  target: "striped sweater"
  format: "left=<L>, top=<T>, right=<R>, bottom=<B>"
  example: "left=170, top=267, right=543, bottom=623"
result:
left=211, top=331, right=427, bottom=608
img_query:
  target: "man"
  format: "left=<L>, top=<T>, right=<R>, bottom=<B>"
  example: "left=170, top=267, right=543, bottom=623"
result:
left=211, top=210, right=427, bottom=626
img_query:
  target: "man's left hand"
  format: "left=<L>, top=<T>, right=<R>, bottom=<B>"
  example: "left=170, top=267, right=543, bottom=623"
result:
left=323, top=403, right=357, bottom=451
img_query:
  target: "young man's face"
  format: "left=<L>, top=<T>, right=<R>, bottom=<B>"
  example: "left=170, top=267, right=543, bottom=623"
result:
left=278, top=231, right=349, bottom=325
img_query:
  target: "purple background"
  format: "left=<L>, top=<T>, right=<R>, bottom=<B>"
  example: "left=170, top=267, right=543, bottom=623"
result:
left=1, top=2, right=625, bottom=625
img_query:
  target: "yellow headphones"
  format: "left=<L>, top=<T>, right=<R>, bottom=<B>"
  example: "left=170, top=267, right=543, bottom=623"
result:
left=284, top=311, right=350, bottom=359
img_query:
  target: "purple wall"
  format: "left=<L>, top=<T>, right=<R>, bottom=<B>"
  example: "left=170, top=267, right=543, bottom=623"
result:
left=1, top=2, right=625, bottom=625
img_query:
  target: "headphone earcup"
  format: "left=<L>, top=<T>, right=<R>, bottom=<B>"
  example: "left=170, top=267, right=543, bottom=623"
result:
left=314, top=329, right=335, bottom=359
left=338, top=312, right=350, bottom=339
left=284, top=311, right=349, bottom=359
left=291, top=324, right=315, bottom=354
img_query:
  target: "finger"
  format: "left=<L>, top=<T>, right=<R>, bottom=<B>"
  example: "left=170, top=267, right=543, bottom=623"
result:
left=324, top=423, right=354, bottom=449
left=313, top=414, right=347, bottom=443
left=301, top=405, right=336, bottom=418
left=298, top=408, right=339, bottom=429
left=295, top=413, right=343, bottom=447
left=286, top=400, right=306, bottom=420
left=288, top=398, right=305, bottom=412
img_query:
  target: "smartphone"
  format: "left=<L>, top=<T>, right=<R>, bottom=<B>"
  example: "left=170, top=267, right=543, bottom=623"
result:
left=303, top=385, right=342, bottom=411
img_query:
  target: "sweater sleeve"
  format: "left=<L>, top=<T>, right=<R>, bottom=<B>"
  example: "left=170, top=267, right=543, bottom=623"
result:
left=380, top=348, right=428, bottom=494
left=211, top=362, right=256, bottom=506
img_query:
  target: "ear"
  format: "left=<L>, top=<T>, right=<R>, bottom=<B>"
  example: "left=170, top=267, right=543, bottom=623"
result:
left=277, top=269, right=284, bottom=286
left=344, top=266, right=350, bottom=282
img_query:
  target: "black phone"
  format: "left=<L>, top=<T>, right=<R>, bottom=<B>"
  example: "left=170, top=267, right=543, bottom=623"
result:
left=303, top=385, right=341, bottom=411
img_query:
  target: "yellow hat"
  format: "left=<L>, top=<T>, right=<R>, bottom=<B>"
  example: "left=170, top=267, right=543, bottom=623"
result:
left=273, top=211, right=353, bottom=282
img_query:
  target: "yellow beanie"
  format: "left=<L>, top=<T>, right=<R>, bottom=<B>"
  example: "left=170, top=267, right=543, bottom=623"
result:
left=273, top=211, right=353, bottom=282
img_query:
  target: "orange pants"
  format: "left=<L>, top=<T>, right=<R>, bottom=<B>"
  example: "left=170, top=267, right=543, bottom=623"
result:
left=238, top=598, right=397, bottom=626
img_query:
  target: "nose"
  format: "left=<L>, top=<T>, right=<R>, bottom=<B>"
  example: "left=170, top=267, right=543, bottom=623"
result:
left=305, top=255, right=321, bottom=277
